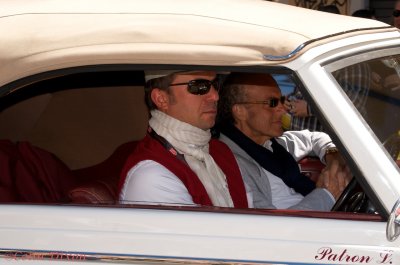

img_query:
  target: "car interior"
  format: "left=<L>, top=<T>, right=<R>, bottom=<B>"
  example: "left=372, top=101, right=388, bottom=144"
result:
left=0, top=67, right=385, bottom=222
left=0, top=70, right=147, bottom=204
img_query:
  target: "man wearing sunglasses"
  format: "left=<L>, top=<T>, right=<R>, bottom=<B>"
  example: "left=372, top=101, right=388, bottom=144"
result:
left=217, top=72, right=351, bottom=210
left=118, top=70, right=249, bottom=208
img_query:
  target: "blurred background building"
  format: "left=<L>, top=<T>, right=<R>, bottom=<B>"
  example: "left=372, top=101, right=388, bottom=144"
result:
left=274, top=0, right=396, bottom=25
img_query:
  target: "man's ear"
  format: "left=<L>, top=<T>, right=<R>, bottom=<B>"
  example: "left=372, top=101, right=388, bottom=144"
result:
left=232, top=104, right=247, bottom=122
left=151, top=88, right=169, bottom=111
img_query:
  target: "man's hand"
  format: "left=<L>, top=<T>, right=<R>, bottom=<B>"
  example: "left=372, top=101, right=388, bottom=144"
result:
left=324, top=151, right=346, bottom=168
left=316, top=159, right=352, bottom=200
left=383, top=74, right=400, bottom=91
left=288, top=99, right=309, bottom=117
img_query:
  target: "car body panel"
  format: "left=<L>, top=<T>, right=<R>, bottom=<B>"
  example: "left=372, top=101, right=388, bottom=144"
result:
left=0, top=205, right=397, bottom=264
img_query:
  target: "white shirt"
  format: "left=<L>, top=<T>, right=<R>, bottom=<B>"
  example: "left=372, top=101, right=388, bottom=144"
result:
left=119, top=160, right=195, bottom=206
left=262, top=167, right=304, bottom=209
left=259, top=131, right=335, bottom=208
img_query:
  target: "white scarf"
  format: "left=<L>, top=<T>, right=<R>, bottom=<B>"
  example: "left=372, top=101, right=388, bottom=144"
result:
left=149, top=110, right=234, bottom=207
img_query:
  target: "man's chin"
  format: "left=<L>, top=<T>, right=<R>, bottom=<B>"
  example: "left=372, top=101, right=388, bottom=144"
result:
left=274, top=128, right=284, bottom=137
left=199, top=119, right=215, bottom=131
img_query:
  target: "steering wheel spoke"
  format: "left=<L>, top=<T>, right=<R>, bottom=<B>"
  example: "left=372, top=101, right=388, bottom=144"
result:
left=331, top=176, right=377, bottom=214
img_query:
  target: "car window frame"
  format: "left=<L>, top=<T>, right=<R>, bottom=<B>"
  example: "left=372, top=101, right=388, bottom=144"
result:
left=0, top=64, right=388, bottom=221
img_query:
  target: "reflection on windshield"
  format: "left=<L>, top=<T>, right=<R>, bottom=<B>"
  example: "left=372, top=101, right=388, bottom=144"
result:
left=332, top=55, right=400, bottom=163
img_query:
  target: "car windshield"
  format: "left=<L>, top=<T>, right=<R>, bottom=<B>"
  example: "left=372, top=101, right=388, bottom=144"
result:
left=331, top=53, right=400, bottom=164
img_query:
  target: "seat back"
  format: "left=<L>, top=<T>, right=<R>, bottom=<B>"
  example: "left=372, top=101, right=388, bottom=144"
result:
left=0, top=140, right=76, bottom=203
left=69, top=141, right=138, bottom=204
left=298, top=157, right=324, bottom=182
left=0, top=86, right=147, bottom=170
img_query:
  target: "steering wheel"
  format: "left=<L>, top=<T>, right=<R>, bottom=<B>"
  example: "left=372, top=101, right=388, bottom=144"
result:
left=331, top=177, right=357, bottom=211
left=331, top=177, right=375, bottom=213
left=332, top=131, right=400, bottom=212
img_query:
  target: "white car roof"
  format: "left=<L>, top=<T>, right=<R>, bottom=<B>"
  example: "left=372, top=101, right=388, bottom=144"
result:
left=0, top=0, right=395, bottom=87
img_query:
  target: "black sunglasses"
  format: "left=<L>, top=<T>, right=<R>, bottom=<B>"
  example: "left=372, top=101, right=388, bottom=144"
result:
left=169, top=79, right=219, bottom=95
left=393, top=10, right=400, bottom=17
left=235, top=96, right=286, bottom=108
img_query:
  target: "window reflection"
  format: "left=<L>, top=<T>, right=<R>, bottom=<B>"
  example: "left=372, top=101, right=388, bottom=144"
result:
left=332, top=55, right=400, bottom=163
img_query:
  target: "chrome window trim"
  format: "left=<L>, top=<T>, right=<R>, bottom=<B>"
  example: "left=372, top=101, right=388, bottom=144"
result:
left=324, top=46, right=400, bottom=73
left=264, top=26, right=393, bottom=61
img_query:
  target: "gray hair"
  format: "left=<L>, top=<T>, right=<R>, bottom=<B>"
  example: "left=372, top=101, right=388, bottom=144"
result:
left=217, top=78, right=247, bottom=125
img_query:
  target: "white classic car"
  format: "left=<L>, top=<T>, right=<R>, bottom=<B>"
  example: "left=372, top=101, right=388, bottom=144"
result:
left=1, top=0, right=400, bottom=264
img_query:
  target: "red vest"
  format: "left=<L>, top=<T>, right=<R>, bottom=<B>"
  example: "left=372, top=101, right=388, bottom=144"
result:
left=118, top=134, right=248, bottom=208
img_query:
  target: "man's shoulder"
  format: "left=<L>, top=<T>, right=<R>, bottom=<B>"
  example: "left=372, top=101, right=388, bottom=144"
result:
left=120, top=134, right=168, bottom=178
left=127, top=134, right=167, bottom=158
left=218, top=134, right=260, bottom=167
left=218, top=134, right=241, bottom=153
left=127, top=160, right=178, bottom=181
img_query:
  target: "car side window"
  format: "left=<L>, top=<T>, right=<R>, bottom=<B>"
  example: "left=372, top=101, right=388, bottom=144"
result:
left=0, top=70, right=148, bottom=204
left=0, top=68, right=384, bottom=221
left=331, top=57, right=400, bottom=165
left=274, top=72, right=381, bottom=215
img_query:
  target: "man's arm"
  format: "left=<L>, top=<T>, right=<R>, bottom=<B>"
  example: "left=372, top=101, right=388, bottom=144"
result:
left=288, top=188, right=335, bottom=211
left=234, top=152, right=333, bottom=211
left=290, top=158, right=352, bottom=211
left=119, top=160, right=196, bottom=206
left=280, top=130, right=352, bottom=200
left=276, top=130, right=335, bottom=162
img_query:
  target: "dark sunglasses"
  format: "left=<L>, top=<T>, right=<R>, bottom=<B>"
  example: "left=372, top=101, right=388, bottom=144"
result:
left=393, top=10, right=400, bottom=17
left=235, top=96, right=286, bottom=108
left=169, top=79, right=219, bottom=95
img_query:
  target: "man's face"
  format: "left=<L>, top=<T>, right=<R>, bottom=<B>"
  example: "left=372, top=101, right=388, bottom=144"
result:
left=234, top=84, right=287, bottom=145
left=395, top=2, right=400, bottom=29
left=164, top=71, right=218, bottom=130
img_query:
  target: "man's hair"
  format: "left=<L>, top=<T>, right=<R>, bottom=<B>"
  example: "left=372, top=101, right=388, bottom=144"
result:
left=217, top=75, right=246, bottom=125
left=144, top=74, right=174, bottom=110
left=217, top=72, right=277, bottom=125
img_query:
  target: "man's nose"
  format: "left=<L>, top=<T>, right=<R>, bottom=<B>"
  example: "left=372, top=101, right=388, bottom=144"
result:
left=207, top=86, right=219, bottom=101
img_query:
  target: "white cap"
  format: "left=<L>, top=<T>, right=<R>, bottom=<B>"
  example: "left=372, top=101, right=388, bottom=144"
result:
left=144, top=70, right=182, bottom=82
left=144, top=70, right=227, bottom=83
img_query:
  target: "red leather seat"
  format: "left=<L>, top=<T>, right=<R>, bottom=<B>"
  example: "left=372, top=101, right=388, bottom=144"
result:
left=69, top=141, right=138, bottom=204
left=0, top=140, right=76, bottom=203
left=68, top=179, right=116, bottom=204
left=298, top=157, right=324, bottom=182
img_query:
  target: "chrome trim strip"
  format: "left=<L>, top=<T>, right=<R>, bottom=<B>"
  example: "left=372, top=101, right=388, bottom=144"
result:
left=0, top=248, right=313, bottom=265
left=263, top=26, right=394, bottom=61
left=264, top=43, right=306, bottom=61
